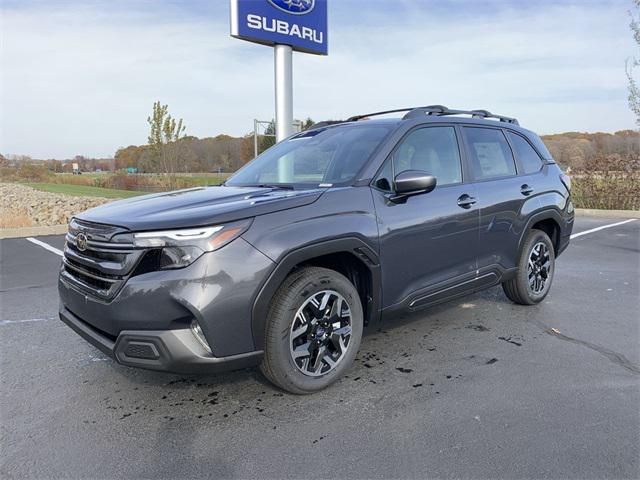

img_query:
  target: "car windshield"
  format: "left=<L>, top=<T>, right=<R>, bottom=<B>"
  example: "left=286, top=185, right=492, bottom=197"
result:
left=226, top=125, right=392, bottom=189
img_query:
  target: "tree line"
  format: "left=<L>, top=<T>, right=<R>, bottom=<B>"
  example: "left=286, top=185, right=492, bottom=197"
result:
left=541, top=130, right=639, bottom=172
left=4, top=100, right=637, bottom=177
left=115, top=102, right=315, bottom=175
left=115, top=134, right=253, bottom=173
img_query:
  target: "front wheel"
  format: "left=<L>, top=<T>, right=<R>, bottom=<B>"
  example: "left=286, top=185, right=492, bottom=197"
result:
left=260, top=267, right=363, bottom=394
left=502, top=229, right=555, bottom=305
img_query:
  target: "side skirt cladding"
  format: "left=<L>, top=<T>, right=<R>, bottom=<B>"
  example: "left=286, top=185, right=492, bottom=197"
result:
left=251, top=238, right=382, bottom=351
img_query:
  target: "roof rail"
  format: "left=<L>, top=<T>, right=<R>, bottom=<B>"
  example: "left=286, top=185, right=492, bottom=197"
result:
left=344, top=105, right=519, bottom=125
left=346, top=108, right=417, bottom=122
left=402, top=105, right=519, bottom=125
left=311, top=120, right=347, bottom=129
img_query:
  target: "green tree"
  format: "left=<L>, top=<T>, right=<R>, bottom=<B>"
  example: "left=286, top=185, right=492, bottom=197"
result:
left=147, top=101, right=187, bottom=184
left=628, top=0, right=640, bottom=126
left=258, top=120, right=276, bottom=154
left=301, top=117, right=315, bottom=130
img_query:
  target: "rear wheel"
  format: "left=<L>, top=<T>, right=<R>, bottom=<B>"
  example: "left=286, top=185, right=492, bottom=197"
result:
left=260, top=267, right=363, bottom=394
left=502, top=229, right=555, bottom=305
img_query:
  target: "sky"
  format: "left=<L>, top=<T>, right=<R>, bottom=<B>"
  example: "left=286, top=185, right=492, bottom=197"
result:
left=0, top=0, right=637, bottom=159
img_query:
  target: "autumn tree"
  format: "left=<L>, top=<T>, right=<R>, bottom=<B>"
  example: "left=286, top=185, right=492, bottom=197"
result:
left=240, top=134, right=255, bottom=163
left=45, top=159, right=63, bottom=172
left=628, top=0, right=640, bottom=126
left=147, top=101, right=187, bottom=185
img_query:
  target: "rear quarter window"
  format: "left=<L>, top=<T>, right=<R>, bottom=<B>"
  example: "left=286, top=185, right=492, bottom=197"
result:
left=507, top=131, right=544, bottom=174
left=526, top=132, right=554, bottom=162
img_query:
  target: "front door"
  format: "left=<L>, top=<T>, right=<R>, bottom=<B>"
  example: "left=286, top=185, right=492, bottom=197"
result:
left=371, top=125, right=480, bottom=310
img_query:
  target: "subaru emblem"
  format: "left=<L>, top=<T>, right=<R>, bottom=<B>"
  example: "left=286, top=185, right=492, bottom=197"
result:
left=76, top=232, right=88, bottom=251
left=268, top=0, right=315, bottom=15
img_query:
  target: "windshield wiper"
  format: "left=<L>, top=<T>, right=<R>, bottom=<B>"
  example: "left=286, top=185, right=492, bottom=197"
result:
left=249, top=184, right=295, bottom=190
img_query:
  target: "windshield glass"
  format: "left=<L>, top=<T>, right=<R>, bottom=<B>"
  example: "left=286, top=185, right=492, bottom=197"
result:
left=226, top=125, right=392, bottom=188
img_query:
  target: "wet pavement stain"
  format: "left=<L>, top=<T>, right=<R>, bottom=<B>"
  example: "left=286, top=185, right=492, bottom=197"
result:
left=466, top=324, right=490, bottom=332
left=88, top=299, right=557, bottom=426
left=396, top=367, right=413, bottom=373
left=498, top=336, right=523, bottom=346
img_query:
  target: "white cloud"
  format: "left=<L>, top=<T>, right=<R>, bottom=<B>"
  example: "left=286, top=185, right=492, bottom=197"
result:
left=0, top=0, right=636, bottom=158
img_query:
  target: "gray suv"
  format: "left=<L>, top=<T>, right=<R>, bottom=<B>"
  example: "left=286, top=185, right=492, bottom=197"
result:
left=59, top=105, right=574, bottom=394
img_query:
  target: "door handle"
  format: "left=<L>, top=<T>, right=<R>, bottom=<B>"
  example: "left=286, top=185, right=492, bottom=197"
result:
left=457, top=194, right=476, bottom=208
left=520, top=184, right=534, bottom=196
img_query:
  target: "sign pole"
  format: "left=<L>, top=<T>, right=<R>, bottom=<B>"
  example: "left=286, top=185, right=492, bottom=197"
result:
left=274, top=44, right=293, bottom=142
left=230, top=0, right=327, bottom=142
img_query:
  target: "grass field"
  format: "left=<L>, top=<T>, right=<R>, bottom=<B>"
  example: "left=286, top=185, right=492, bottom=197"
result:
left=174, top=174, right=229, bottom=186
left=26, top=183, right=145, bottom=199
left=48, top=172, right=229, bottom=191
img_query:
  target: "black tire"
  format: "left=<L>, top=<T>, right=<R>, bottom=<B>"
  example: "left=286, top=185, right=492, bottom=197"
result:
left=502, top=229, right=555, bottom=305
left=260, top=266, right=363, bottom=394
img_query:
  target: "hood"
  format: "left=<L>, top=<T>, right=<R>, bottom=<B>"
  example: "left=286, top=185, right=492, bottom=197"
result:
left=76, top=185, right=325, bottom=231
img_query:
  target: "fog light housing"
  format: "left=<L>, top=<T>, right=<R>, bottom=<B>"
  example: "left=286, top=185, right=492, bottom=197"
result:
left=190, top=320, right=212, bottom=354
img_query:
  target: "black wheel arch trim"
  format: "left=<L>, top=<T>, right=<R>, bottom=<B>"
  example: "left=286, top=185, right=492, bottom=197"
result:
left=518, top=208, right=566, bottom=256
left=251, top=237, right=382, bottom=351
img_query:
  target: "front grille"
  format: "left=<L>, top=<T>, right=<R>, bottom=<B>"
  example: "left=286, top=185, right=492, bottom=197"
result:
left=61, top=219, right=144, bottom=300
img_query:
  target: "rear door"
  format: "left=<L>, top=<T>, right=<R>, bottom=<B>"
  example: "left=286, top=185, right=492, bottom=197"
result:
left=461, top=126, right=526, bottom=272
left=371, top=125, right=480, bottom=310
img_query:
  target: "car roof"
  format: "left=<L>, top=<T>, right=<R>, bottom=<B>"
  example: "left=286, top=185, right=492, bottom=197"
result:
left=304, top=112, right=552, bottom=160
left=310, top=105, right=526, bottom=131
left=308, top=115, right=534, bottom=136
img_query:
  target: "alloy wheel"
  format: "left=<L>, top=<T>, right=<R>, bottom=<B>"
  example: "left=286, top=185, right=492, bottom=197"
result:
left=289, top=290, right=353, bottom=377
left=527, top=241, right=552, bottom=294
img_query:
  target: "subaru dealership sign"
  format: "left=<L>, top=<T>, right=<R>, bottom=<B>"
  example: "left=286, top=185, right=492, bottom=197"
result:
left=230, top=0, right=328, bottom=55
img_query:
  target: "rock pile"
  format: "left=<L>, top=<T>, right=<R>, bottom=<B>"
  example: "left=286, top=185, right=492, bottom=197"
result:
left=0, top=183, right=112, bottom=228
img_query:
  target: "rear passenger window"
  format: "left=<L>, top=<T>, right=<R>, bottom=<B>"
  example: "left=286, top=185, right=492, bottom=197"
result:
left=507, top=131, right=544, bottom=174
left=464, top=127, right=516, bottom=180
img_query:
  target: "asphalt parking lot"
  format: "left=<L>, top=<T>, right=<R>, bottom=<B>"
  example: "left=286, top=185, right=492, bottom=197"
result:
left=1, top=215, right=638, bottom=479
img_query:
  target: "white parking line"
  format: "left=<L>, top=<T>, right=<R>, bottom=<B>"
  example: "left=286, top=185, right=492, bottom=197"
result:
left=570, top=219, right=637, bottom=240
left=25, top=237, right=63, bottom=257
left=0, top=317, right=55, bottom=326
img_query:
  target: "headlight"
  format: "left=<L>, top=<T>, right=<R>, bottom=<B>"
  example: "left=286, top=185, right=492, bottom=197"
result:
left=132, top=219, right=252, bottom=270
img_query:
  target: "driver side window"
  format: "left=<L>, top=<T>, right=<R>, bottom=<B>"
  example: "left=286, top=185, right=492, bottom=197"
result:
left=374, top=126, right=463, bottom=192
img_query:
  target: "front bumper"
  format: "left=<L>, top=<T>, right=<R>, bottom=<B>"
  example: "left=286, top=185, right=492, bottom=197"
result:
left=60, top=306, right=263, bottom=374
left=58, top=237, right=275, bottom=358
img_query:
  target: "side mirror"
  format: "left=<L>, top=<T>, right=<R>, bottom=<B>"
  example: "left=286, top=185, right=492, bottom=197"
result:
left=389, top=170, right=437, bottom=203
